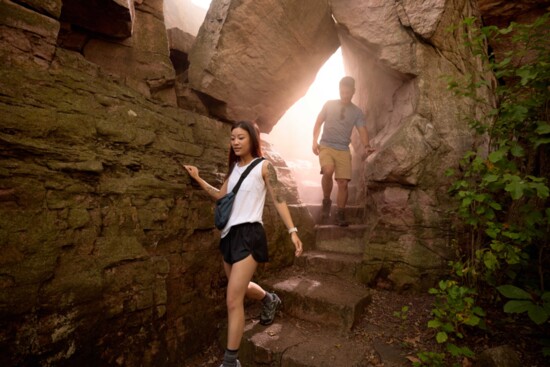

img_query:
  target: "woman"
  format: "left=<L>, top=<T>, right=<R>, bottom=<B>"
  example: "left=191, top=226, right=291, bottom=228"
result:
left=183, top=121, right=303, bottom=367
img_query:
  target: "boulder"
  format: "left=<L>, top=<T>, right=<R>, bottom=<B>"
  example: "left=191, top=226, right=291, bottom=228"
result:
left=16, top=0, right=62, bottom=18
left=0, top=0, right=60, bottom=67
left=167, top=27, right=195, bottom=73
left=188, top=0, right=340, bottom=132
left=478, top=0, right=550, bottom=26
left=477, top=345, right=521, bottom=367
left=60, top=0, right=134, bottom=38
left=82, top=1, right=176, bottom=105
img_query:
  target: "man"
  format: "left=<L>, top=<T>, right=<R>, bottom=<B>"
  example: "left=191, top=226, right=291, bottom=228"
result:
left=312, top=76, right=373, bottom=226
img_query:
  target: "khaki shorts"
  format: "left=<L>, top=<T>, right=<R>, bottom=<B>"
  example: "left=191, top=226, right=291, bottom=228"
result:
left=318, top=145, right=352, bottom=180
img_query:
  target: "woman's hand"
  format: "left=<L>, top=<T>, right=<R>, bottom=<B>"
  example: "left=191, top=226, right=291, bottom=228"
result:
left=183, top=164, right=200, bottom=181
left=291, top=232, right=303, bottom=257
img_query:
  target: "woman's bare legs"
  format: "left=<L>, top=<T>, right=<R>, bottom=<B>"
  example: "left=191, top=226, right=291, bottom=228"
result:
left=223, top=255, right=263, bottom=350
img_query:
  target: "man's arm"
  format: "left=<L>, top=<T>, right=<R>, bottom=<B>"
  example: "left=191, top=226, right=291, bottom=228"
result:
left=312, top=112, right=325, bottom=156
left=356, top=126, right=375, bottom=156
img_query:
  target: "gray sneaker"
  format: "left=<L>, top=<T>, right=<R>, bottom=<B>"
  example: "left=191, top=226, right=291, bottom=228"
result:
left=219, top=360, right=241, bottom=367
left=260, top=292, right=281, bottom=325
left=336, top=208, right=349, bottom=227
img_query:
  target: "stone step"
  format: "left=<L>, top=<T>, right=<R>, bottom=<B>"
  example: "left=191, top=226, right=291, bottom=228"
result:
left=314, top=224, right=368, bottom=254
left=294, top=250, right=363, bottom=283
left=240, top=316, right=369, bottom=367
left=307, top=204, right=364, bottom=225
left=261, top=272, right=371, bottom=332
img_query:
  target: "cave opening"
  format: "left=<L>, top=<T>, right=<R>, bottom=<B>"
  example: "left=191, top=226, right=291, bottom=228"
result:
left=264, top=48, right=346, bottom=206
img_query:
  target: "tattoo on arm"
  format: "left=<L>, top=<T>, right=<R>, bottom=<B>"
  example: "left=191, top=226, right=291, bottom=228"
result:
left=205, top=184, right=219, bottom=197
left=267, top=163, right=286, bottom=203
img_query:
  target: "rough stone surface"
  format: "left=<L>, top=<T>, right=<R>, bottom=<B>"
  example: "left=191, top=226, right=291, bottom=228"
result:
left=477, top=345, right=521, bottom=367
left=60, top=0, right=134, bottom=38
left=81, top=0, right=176, bottom=105
left=0, top=0, right=533, bottom=364
left=17, top=0, right=62, bottom=18
left=478, top=0, right=550, bottom=26
left=188, top=0, right=340, bottom=132
left=0, top=0, right=60, bottom=67
left=0, top=32, right=314, bottom=367
left=166, top=27, right=210, bottom=113
left=328, top=0, right=495, bottom=290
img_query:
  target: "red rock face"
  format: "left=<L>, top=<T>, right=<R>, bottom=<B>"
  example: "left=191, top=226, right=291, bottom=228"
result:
left=1, top=0, right=546, bottom=365
left=478, top=0, right=550, bottom=26
left=188, top=0, right=340, bottom=133
left=60, top=0, right=135, bottom=38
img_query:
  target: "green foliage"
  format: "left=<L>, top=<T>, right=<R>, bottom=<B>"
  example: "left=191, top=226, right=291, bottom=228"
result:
left=426, top=280, right=481, bottom=360
left=418, top=12, right=550, bottom=366
left=413, top=351, right=446, bottom=367
left=497, top=284, right=550, bottom=324
left=393, top=305, right=410, bottom=321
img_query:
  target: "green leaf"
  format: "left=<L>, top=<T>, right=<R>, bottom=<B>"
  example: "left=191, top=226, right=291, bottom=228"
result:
left=488, top=150, right=505, bottom=163
left=503, top=300, right=532, bottom=313
left=498, top=285, right=532, bottom=299
left=484, top=174, right=500, bottom=183
left=542, top=292, right=550, bottom=302
left=464, top=314, right=481, bottom=326
left=505, top=178, right=525, bottom=200
left=535, top=123, right=550, bottom=135
left=516, top=67, right=538, bottom=85
left=489, top=202, right=502, bottom=210
left=510, top=144, right=525, bottom=157
left=528, top=305, right=549, bottom=325
left=473, top=306, right=486, bottom=316
left=436, top=331, right=448, bottom=343
left=483, top=251, right=498, bottom=270
left=428, top=319, right=441, bottom=328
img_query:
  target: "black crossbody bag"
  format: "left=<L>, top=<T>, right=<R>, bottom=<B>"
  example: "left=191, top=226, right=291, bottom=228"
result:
left=214, top=157, right=265, bottom=230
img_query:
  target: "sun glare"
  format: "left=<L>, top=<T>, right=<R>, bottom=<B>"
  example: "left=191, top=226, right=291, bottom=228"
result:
left=265, top=48, right=345, bottom=203
left=192, top=0, right=211, bottom=10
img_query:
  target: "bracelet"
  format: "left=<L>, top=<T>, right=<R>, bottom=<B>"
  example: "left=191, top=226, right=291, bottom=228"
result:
left=288, top=227, right=298, bottom=235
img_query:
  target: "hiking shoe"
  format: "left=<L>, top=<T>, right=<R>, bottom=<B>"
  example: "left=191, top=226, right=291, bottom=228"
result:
left=218, top=360, right=241, bottom=367
left=260, top=292, right=281, bottom=325
left=320, top=198, right=332, bottom=223
left=336, top=208, right=349, bottom=227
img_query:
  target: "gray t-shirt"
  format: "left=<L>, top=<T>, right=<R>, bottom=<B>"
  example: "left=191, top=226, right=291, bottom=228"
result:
left=319, top=100, right=366, bottom=151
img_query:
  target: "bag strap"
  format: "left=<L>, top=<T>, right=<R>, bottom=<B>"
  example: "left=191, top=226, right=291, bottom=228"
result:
left=231, top=157, right=265, bottom=194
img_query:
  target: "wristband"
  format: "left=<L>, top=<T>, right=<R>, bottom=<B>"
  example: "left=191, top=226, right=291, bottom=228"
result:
left=288, top=227, right=298, bottom=235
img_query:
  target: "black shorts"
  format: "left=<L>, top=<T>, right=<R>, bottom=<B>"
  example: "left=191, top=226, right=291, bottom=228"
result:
left=219, top=222, right=269, bottom=265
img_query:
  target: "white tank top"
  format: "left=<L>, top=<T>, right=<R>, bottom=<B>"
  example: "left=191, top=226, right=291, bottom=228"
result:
left=220, top=158, right=266, bottom=238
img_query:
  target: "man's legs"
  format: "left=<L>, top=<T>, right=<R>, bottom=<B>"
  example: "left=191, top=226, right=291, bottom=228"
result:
left=320, top=164, right=334, bottom=222
left=321, top=165, right=335, bottom=200
left=335, top=179, right=350, bottom=226
left=336, top=178, right=349, bottom=209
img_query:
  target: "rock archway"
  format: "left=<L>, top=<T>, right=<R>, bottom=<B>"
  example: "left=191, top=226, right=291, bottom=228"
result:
left=187, top=0, right=494, bottom=289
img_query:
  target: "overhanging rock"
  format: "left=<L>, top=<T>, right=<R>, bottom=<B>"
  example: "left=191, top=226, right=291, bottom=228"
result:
left=188, top=0, right=339, bottom=132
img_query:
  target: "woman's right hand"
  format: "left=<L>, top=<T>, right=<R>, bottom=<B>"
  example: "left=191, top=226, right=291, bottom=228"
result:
left=183, top=164, right=200, bottom=181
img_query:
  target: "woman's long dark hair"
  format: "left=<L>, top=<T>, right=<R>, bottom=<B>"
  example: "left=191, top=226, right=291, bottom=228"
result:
left=226, top=120, right=263, bottom=178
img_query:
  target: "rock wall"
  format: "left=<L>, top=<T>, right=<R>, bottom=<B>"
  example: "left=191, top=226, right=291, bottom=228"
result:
left=331, top=0, right=496, bottom=290
left=0, top=0, right=314, bottom=365
left=0, top=0, right=544, bottom=365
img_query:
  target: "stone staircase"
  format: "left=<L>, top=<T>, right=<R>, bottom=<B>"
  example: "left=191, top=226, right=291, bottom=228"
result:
left=239, top=204, right=372, bottom=366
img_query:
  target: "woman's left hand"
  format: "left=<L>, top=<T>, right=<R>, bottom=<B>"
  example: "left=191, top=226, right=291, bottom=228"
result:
left=291, top=232, right=303, bottom=257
